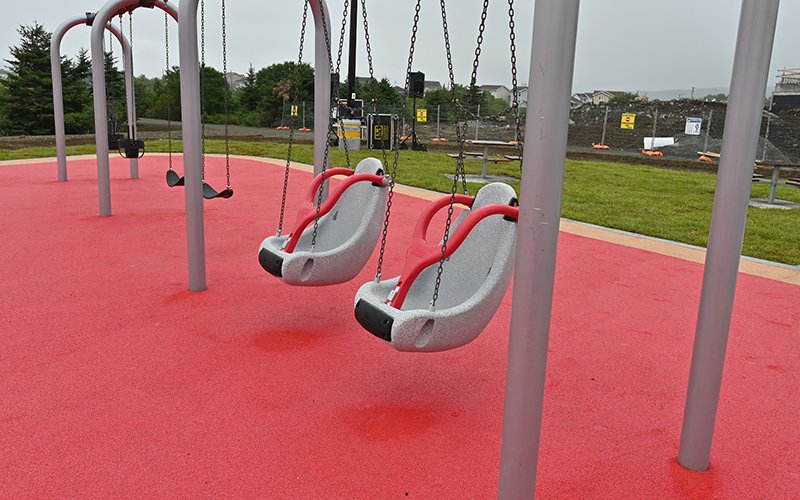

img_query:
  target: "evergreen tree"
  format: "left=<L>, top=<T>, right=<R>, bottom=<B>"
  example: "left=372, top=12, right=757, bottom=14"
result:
left=62, top=48, right=94, bottom=134
left=238, top=64, right=260, bottom=112
left=104, top=50, right=127, bottom=134
left=1, top=23, right=56, bottom=135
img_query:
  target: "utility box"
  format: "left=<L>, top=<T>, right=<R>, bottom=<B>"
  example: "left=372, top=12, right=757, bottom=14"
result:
left=368, top=114, right=396, bottom=151
left=338, top=119, right=362, bottom=152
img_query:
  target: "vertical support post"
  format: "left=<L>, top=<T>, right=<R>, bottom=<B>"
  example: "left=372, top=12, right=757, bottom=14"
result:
left=346, top=0, right=358, bottom=111
left=497, top=0, right=581, bottom=498
left=475, top=104, right=481, bottom=141
left=678, top=0, right=780, bottom=472
left=703, top=110, right=713, bottom=153
left=600, top=105, right=609, bottom=146
left=437, top=104, right=441, bottom=139
left=767, top=166, right=780, bottom=204
left=177, top=0, right=207, bottom=292
left=650, top=109, right=658, bottom=150
left=91, top=11, right=115, bottom=216
left=309, top=0, right=332, bottom=190
left=762, top=113, right=771, bottom=161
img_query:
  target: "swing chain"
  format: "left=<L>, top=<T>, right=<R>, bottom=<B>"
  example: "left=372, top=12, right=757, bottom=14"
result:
left=508, top=0, right=524, bottom=159
left=335, top=0, right=349, bottom=74
left=222, top=0, right=231, bottom=189
left=360, top=0, right=388, bottom=168
left=128, top=11, right=137, bottom=140
left=431, top=0, right=476, bottom=309
left=374, top=0, right=421, bottom=281
left=165, top=11, right=173, bottom=171
left=277, top=0, right=309, bottom=236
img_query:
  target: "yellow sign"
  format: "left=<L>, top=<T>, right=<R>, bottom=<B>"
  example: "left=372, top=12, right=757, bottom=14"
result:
left=291, top=105, right=299, bottom=117
left=417, top=109, right=428, bottom=123
left=621, top=113, right=636, bottom=130
left=373, top=125, right=390, bottom=141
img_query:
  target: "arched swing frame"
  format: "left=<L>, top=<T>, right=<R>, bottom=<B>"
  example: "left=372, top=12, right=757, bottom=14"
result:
left=51, top=14, right=137, bottom=182
left=89, top=0, right=179, bottom=218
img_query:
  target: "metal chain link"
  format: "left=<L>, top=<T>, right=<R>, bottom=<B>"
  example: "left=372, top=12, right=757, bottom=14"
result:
left=277, top=0, right=309, bottom=236
left=335, top=0, right=349, bottom=74
left=508, top=0, right=524, bottom=160
left=431, top=0, right=482, bottom=309
left=164, top=11, right=173, bottom=171
left=360, top=0, right=389, bottom=168
left=374, top=0, right=421, bottom=281
left=128, top=11, right=137, bottom=140
left=222, top=0, right=231, bottom=189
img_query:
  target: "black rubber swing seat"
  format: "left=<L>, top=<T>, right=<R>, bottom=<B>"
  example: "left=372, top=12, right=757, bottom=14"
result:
left=203, top=182, right=234, bottom=200
left=166, top=170, right=185, bottom=187
left=117, top=138, right=146, bottom=159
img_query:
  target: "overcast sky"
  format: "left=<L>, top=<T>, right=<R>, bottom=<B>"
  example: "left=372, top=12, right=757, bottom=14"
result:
left=2, top=0, right=799, bottom=95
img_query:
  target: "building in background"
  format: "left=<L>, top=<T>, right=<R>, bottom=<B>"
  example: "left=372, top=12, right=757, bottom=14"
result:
left=225, top=72, right=246, bottom=90
left=770, top=68, right=800, bottom=111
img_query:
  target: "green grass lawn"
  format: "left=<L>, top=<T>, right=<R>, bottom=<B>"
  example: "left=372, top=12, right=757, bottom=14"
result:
left=3, top=139, right=799, bottom=265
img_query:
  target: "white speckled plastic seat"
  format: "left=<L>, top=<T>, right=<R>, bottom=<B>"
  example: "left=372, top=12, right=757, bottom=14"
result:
left=259, top=158, right=389, bottom=286
left=354, top=182, right=518, bottom=352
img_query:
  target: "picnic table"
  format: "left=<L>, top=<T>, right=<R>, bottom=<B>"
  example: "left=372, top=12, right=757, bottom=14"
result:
left=752, top=160, right=800, bottom=204
left=446, top=140, right=520, bottom=178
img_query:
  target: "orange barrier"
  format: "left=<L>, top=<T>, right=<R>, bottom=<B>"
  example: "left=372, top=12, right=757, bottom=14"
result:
left=641, top=149, right=664, bottom=157
left=698, top=156, right=713, bottom=164
left=276, top=126, right=290, bottom=131
left=432, top=138, right=448, bottom=143
left=592, top=143, right=610, bottom=150
left=508, top=140, right=524, bottom=146
left=298, top=128, right=311, bottom=132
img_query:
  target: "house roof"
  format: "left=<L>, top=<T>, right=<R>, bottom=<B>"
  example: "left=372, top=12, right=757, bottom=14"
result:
left=480, top=84, right=509, bottom=91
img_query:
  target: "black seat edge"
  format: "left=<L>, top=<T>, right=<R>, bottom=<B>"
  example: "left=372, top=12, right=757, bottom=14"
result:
left=259, top=247, right=284, bottom=278
left=355, top=299, right=394, bottom=342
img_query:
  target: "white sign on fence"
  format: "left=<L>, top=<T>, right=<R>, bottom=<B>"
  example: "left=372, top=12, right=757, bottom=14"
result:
left=685, top=117, right=703, bottom=136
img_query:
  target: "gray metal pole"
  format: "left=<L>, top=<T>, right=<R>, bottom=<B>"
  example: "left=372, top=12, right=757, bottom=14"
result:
left=52, top=17, right=131, bottom=182
left=703, top=110, right=713, bottom=153
left=650, top=109, right=658, bottom=151
left=437, top=104, right=441, bottom=139
left=475, top=104, right=481, bottom=141
left=600, top=105, right=609, bottom=146
left=90, top=0, right=178, bottom=216
left=678, top=0, right=780, bottom=472
left=121, top=19, right=139, bottom=180
left=177, top=0, right=207, bottom=292
left=309, top=0, right=332, bottom=192
left=497, top=0, right=581, bottom=498
left=762, top=113, right=771, bottom=162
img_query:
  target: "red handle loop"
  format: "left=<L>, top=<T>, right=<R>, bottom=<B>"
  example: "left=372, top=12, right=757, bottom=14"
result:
left=389, top=200, right=518, bottom=309
left=284, top=170, right=387, bottom=253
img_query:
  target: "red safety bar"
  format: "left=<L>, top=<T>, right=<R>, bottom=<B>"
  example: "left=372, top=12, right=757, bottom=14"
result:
left=387, top=194, right=519, bottom=308
left=284, top=168, right=387, bottom=253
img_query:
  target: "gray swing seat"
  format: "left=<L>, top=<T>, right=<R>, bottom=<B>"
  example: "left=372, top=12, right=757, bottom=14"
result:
left=354, top=182, right=519, bottom=352
left=259, top=158, right=389, bottom=286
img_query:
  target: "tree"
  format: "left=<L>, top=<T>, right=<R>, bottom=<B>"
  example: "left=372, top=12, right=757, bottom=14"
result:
left=255, top=61, right=314, bottom=126
left=704, top=93, right=727, bottom=102
left=0, top=23, right=56, bottom=135
left=609, top=91, right=639, bottom=104
left=238, top=64, right=260, bottom=111
left=62, top=48, right=94, bottom=134
left=103, top=50, right=127, bottom=134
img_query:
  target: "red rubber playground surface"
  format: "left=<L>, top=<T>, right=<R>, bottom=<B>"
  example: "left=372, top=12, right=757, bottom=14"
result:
left=1, top=155, right=799, bottom=498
